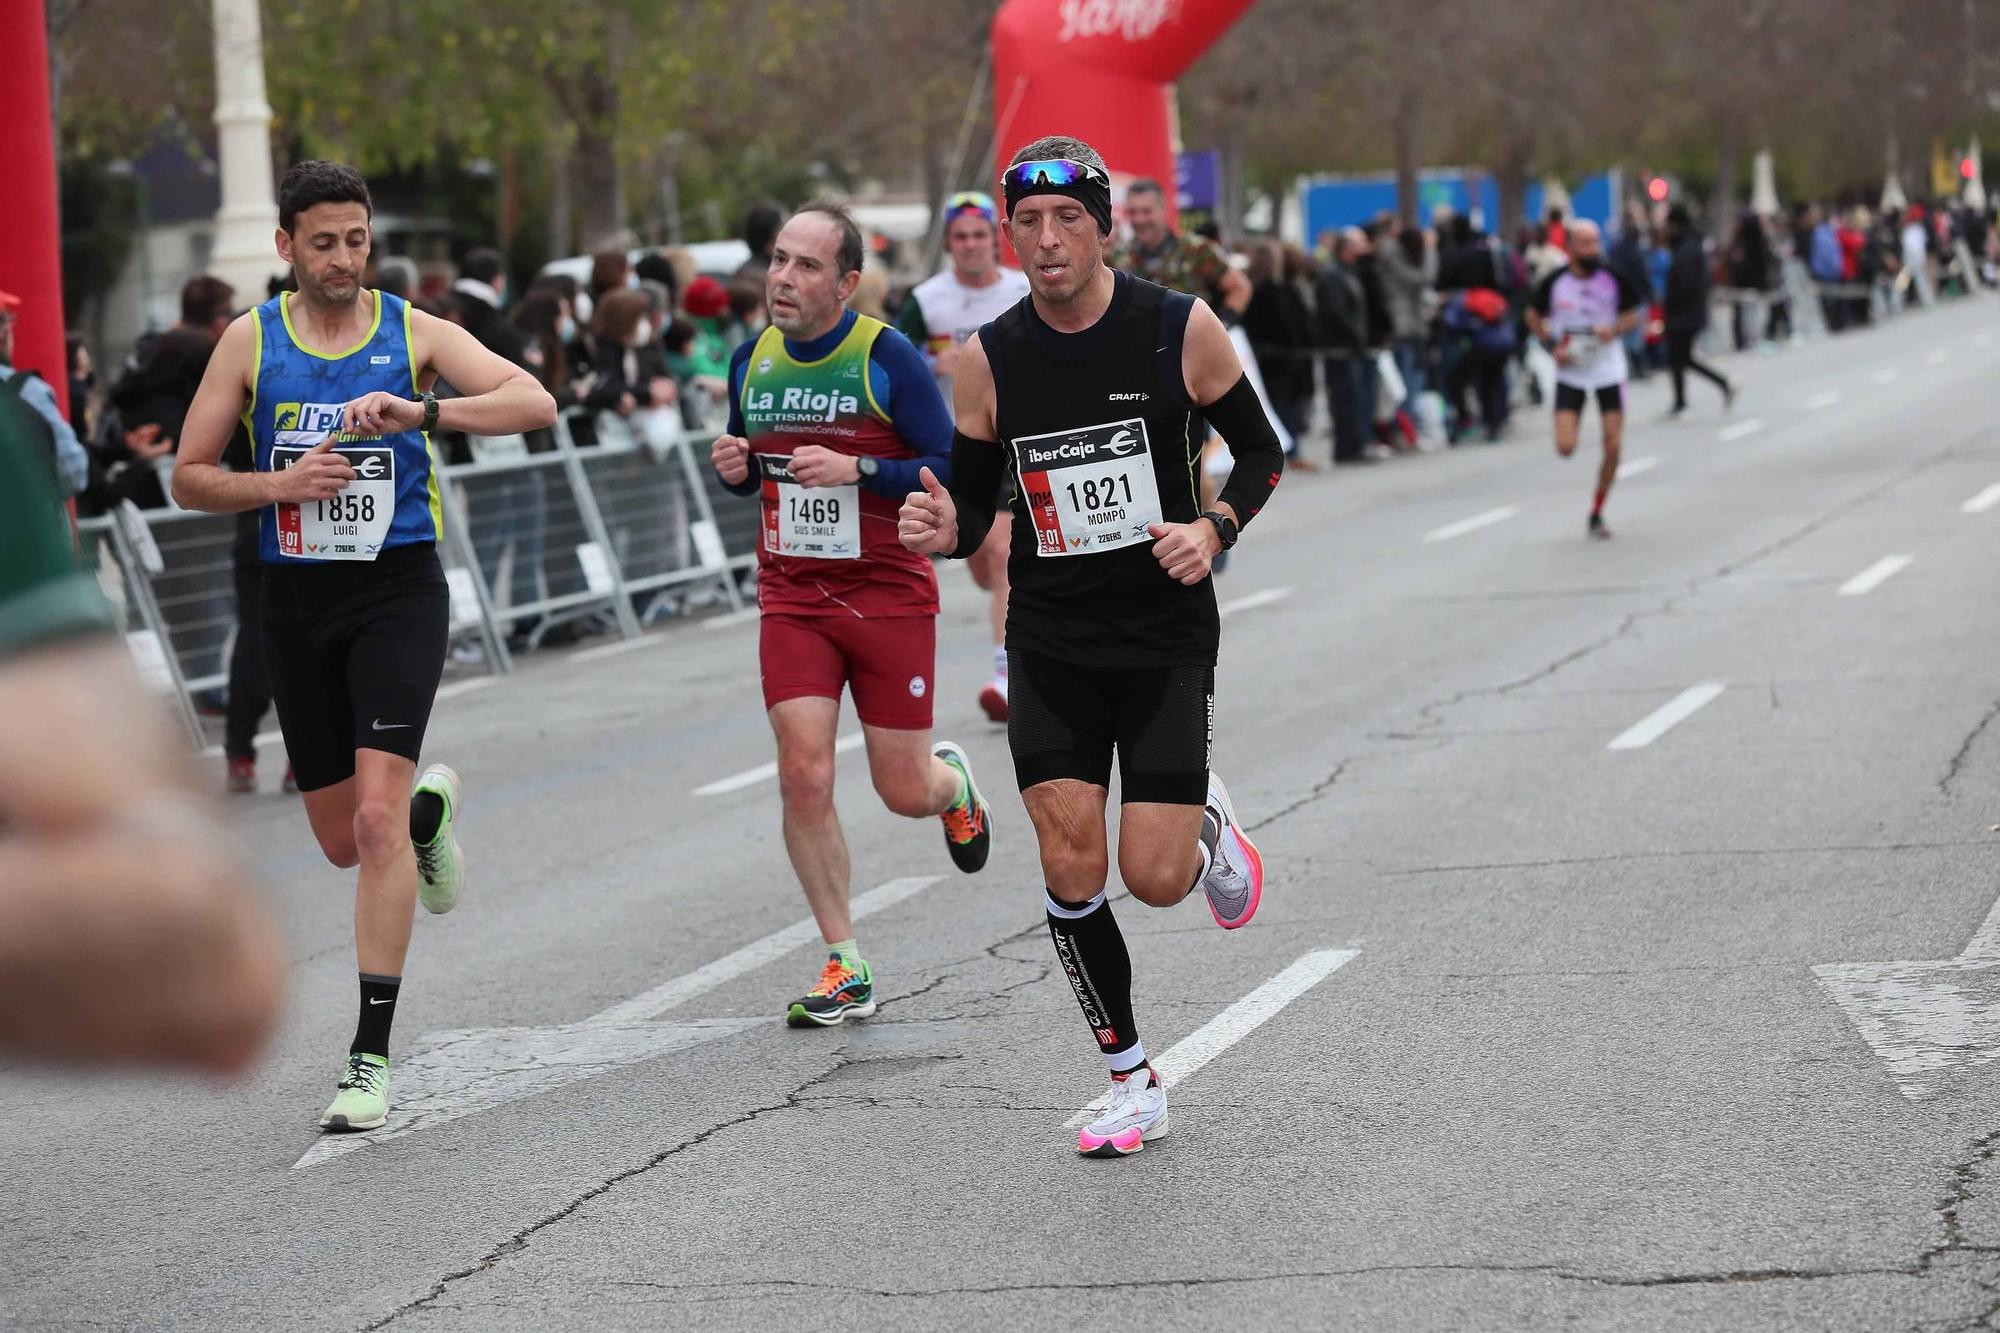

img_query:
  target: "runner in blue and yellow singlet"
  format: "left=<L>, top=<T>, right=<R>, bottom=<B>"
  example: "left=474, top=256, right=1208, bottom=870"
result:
left=174, top=161, right=555, bottom=1133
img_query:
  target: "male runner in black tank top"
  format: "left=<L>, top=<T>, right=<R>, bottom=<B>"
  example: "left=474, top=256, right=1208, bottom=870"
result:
left=900, top=135, right=1286, bottom=1157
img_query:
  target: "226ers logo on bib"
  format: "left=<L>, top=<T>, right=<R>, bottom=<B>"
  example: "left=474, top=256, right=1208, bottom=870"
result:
left=1013, top=417, right=1163, bottom=557
left=272, top=443, right=395, bottom=560
left=758, top=454, right=860, bottom=560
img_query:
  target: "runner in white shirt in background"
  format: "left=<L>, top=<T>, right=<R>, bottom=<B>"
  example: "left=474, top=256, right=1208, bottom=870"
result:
left=1526, top=219, right=1646, bottom=541
left=897, top=193, right=1031, bottom=722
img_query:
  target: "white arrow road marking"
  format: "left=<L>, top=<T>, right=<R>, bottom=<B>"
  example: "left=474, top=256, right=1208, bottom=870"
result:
left=696, top=732, right=866, bottom=796
left=1814, top=894, right=2000, bottom=1100
left=1838, top=554, right=1913, bottom=597
left=1607, top=682, right=1726, bottom=751
left=1963, top=484, right=2000, bottom=516
left=1219, top=587, right=1293, bottom=618
left=296, top=875, right=944, bottom=1168
left=1066, top=949, right=1359, bottom=1129
left=1424, top=507, right=1517, bottom=543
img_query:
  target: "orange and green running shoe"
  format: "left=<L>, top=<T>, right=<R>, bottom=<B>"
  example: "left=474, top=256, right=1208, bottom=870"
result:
left=786, top=954, right=876, bottom=1028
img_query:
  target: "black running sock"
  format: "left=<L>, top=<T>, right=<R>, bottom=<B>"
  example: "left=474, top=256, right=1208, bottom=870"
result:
left=410, top=792, right=445, bottom=846
left=1045, top=890, right=1145, bottom=1074
left=352, top=973, right=401, bottom=1057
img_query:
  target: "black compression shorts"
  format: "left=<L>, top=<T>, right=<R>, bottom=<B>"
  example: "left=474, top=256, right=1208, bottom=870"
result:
left=1553, top=382, right=1625, bottom=416
left=1007, top=649, right=1213, bottom=805
left=260, top=543, right=449, bottom=792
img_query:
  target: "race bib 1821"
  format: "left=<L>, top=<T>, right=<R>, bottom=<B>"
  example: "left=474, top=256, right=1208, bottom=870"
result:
left=272, top=441, right=395, bottom=560
left=758, top=454, right=860, bottom=560
left=1013, top=417, right=1164, bottom=557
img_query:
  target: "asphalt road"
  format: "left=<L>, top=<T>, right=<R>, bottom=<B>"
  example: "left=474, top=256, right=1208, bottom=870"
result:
left=6, top=297, right=2000, bottom=1332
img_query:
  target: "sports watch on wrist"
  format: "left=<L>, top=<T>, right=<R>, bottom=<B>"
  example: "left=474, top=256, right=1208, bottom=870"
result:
left=856, top=455, right=880, bottom=481
left=418, top=390, right=439, bottom=433
left=1201, top=509, right=1239, bottom=550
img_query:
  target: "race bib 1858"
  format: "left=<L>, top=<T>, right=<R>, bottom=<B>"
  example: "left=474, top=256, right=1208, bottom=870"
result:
left=1013, top=417, right=1163, bottom=557
left=272, top=440, right=395, bottom=560
left=758, top=454, right=860, bottom=560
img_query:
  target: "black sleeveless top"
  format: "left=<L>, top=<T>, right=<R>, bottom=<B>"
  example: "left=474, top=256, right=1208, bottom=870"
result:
left=980, top=271, right=1219, bottom=669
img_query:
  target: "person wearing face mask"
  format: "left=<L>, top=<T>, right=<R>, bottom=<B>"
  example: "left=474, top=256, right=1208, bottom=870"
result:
left=583, top=289, right=677, bottom=424
left=1526, top=219, right=1646, bottom=540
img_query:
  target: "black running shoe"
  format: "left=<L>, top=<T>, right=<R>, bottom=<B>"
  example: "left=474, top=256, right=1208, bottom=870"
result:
left=1589, top=513, right=1613, bottom=540
left=933, top=741, right=993, bottom=874
left=786, top=954, right=875, bottom=1028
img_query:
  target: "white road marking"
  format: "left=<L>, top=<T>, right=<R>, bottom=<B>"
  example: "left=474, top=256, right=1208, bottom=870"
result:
left=591, top=876, right=942, bottom=1026
left=1606, top=682, right=1726, bottom=751
left=1424, top=506, right=1517, bottom=543
left=434, top=677, right=496, bottom=701
left=1963, top=483, right=2000, bottom=515
left=1927, top=349, right=1952, bottom=365
left=1616, top=456, right=1660, bottom=480
left=701, top=607, right=763, bottom=632
left=1067, top=949, right=1360, bottom=1129
left=1871, top=368, right=1901, bottom=385
left=1838, top=554, right=1914, bottom=597
left=1717, top=418, right=1765, bottom=442
left=298, top=875, right=945, bottom=1168
left=1815, top=890, right=2000, bottom=1099
left=573, top=634, right=666, bottom=663
left=1219, top=587, right=1293, bottom=618
left=1805, top=391, right=1842, bottom=410
left=695, top=732, right=866, bottom=796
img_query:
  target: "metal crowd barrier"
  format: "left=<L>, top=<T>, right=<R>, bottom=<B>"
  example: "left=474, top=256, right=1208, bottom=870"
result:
left=90, top=415, right=758, bottom=749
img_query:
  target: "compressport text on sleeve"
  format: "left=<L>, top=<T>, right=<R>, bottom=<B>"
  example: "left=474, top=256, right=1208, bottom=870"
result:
left=945, top=430, right=1007, bottom=560
left=1204, top=375, right=1283, bottom=528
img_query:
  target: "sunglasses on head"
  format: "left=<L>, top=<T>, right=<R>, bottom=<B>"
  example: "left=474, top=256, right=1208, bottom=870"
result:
left=1003, top=158, right=1109, bottom=192
left=943, top=192, right=998, bottom=225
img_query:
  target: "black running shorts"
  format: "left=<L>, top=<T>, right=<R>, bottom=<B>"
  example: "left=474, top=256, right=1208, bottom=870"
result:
left=1553, top=382, right=1625, bottom=416
left=1007, top=649, right=1213, bottom=806
left=260, top=543, right=449, bottom=792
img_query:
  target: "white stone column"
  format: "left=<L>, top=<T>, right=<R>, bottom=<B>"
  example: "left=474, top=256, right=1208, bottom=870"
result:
left=209, top=0, right=282, bottom=307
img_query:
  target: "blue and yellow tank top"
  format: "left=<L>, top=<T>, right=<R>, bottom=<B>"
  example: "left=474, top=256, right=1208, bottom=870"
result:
left=247, top=290, right=442, bottom=563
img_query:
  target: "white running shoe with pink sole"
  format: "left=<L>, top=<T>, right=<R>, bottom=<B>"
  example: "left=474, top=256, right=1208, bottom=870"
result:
left=1201, top=773, right=1263, bottom=930
left=1077, top=1065, right=1169, bottom=1157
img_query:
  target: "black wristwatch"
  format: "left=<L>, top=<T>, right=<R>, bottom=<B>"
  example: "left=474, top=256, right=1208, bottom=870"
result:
left=856, top=455, right=880, bottom=481
left=1201, top=509, right=1239, bottom=549
left=418, top=390, right=439, bottom=433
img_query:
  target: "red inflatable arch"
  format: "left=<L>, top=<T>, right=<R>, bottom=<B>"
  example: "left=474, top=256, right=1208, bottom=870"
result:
left=989, top=0, right=1257, bottom=230
left=0, top=1, right=70, bottom=422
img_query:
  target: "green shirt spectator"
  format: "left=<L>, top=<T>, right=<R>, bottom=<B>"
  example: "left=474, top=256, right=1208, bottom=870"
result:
left=0, top=399, right=111, bottom=658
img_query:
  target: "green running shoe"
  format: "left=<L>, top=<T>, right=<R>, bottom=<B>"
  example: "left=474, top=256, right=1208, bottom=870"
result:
left=785, top=954, right=875, bottom=1028
left=319, top=1052, right=390, bottom=1132
left=413, top=763, right=464, bottom=915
